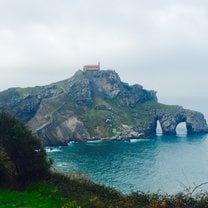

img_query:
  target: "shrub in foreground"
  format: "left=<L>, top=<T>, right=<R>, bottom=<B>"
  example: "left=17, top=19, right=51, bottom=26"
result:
left=0, top=112, right=50, bottom=187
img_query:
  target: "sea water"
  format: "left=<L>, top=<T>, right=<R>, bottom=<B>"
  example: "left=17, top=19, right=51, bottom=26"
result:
left=46, top=96, right=208, bottom=194
left=47, top=132, right=208, bottom=194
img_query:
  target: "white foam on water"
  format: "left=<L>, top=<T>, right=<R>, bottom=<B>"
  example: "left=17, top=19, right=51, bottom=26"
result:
left=87, top=139, right=102, bottom=143
left=67, top=141, right=76, bottom=145
left=45, top=147, right=62, bottom=153
left=130, top=138, right=148, bottom=143
left=56, top=162, right=69, bottom=167
left=130, top=139, right=141, bottom=143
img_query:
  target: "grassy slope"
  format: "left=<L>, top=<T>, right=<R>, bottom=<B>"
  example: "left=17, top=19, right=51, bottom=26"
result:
left=0, top=183, right=79, bottom=208
left=1, top=172, right=208, bottom=208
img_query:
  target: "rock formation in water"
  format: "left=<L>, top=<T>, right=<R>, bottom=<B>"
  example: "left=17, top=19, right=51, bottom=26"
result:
left=0, top=70, right=207, bottom=145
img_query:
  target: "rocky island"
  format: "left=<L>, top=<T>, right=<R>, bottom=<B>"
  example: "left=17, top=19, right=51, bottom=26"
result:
left=0, top=69, right=207, bottom=146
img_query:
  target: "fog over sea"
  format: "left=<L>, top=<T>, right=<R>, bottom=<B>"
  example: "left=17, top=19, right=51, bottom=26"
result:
left=47, top=96, right=208, bottom=194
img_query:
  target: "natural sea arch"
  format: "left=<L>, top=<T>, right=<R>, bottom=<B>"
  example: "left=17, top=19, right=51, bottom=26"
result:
left=153, top=109, right=208, bottom=136
left=176, top=122, right=187, bottom=136
left=155, top=120, right=188, bottom=136
left=156, top=120, right=163, bottom=135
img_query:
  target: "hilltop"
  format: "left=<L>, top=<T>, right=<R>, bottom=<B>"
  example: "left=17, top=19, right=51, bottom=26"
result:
left=0, top=70, right=207, bottom=145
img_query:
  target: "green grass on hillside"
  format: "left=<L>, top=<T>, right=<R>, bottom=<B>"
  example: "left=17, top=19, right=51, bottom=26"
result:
left=0, top=183, right=79, bottom=208
left=1, top=172, right=208, bottom=208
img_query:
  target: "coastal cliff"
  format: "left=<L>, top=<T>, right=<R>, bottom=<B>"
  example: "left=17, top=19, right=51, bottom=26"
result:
left=0, top=70, right=207, bottom=145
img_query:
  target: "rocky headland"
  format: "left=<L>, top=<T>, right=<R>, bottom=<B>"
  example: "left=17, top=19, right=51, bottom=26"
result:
left=0, top=70, right=207, bottom=146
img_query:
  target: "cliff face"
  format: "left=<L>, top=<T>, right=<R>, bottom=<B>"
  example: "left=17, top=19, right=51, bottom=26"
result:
left=0, top=70, right=207, bottom=145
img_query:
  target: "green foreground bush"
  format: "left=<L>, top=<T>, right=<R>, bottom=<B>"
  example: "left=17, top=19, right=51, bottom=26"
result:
left=0, top=112, right=50, bottom=186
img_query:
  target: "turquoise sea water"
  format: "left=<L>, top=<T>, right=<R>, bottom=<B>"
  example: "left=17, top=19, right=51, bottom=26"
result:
left=46, top=97, right=208, bottom=194
left=47, top=131, right=208, bottom=194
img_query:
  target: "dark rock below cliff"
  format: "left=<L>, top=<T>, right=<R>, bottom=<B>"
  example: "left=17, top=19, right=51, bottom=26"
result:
left=0, top=70, right=207, bottom=146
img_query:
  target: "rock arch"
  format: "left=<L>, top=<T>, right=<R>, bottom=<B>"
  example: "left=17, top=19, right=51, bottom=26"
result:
left=156, top=120, right=163, bottom=134
left=155, top=109, right=208, bottom=135
left=176, top=122, right=187, bottom=135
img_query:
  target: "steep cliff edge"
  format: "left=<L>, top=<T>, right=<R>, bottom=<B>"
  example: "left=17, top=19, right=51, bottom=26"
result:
left=0, top=70, right=207, bottom=145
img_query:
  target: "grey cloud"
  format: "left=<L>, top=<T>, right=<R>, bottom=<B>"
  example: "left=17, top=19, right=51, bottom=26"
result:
left=0, top=0, right=208, bottom=97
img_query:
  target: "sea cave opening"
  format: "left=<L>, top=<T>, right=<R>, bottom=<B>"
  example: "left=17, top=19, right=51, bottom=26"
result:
left=156, top=120, right=163, bottom=136
left=176, top=122, right=187, bottom=137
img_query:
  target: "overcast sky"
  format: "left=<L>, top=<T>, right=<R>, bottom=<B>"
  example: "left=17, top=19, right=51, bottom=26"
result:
left=0, top=0, right=208, bottom=98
